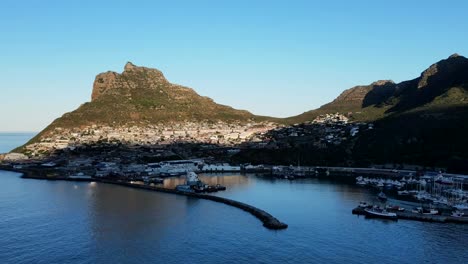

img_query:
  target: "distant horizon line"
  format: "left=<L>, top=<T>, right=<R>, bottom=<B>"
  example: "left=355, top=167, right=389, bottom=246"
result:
left=0, top=131, right=39, bottom=134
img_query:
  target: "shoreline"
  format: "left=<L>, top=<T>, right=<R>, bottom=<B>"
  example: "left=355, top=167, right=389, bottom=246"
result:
left=0, top=167, right=288, bottom=230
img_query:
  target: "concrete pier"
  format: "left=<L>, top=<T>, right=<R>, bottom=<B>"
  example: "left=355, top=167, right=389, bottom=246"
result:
left=352, top=207, right=468, bottom=224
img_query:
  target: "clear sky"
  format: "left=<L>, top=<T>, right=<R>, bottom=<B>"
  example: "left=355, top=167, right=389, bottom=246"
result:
left=1, top=0, right=468, bottom=132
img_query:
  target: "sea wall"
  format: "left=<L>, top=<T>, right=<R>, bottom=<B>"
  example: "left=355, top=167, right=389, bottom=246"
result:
left=0, top=166, right=288, bottom=230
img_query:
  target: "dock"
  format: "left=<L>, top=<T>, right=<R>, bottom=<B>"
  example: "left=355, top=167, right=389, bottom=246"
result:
left=352, top=207, right=468, bottom=224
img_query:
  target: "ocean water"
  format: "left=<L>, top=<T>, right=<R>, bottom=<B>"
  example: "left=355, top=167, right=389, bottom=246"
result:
left=0, top=134, right=467, bottom=263
left=0, top=132, right=36, bottom=153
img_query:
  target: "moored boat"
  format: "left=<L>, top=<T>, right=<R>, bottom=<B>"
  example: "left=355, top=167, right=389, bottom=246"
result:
left=451, top=210, right=465, bottom=218
left=397, top=190, right=410, bottom=196
left=364, top=207, right=398, bottom=220
left=412, top=207, right=439, bottom=215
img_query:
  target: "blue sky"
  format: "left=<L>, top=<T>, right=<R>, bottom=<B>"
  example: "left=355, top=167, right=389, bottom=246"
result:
left=1, top=0, right=468, bottom=131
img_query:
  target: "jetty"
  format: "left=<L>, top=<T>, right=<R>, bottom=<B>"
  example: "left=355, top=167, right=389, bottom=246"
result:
left=352, top=207, right=468, bottom=224
left=2, top=167, right=288, bottom=230
left=99, top=179, right=288, bottom=229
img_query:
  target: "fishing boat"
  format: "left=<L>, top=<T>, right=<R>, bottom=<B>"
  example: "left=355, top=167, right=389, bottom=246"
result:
left=364, top=207, right=398, bottom=220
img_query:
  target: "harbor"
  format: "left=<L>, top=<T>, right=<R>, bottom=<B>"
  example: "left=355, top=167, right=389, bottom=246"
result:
left=349, top=171, right=468, bottom=224
left=352, top=206, right=468, bottom=224
left=2, top=167, right=288, bottom=230
left=3, top=159, right=468, bottom=227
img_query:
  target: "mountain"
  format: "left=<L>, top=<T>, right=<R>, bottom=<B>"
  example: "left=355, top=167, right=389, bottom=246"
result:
left=58, top=62, right=272, bottom=127
left=19, top=62, right=278, bottom=148
left=287, top=54, right=468, bottom=123
left=281, top=54, right=468, bottom=172
left=10, top=55, right=468, bottom=172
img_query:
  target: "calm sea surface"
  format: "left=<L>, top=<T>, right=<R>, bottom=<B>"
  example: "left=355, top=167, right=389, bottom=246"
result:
left=0, top=133, right=467, bottom=263
left=0, top=132, right=36, bottom=153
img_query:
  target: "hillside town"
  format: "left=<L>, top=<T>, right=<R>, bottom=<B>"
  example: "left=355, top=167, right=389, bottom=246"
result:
left=248, top=113, right=374, bottom=149
left=0, top=112, right=382, bottom=185
left=1, top=113, right=377, bottom=164
left=16, top=121, right=277, bottom=158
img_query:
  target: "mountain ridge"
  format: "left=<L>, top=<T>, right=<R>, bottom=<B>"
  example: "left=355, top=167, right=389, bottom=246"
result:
left=286, top=54, right=468, bottom=123
left=11, top=54, right=468, bottom=169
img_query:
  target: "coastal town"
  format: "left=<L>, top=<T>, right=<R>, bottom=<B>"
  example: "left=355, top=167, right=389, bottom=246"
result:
left=2, top=111, right=467, bottom=223
left=1, top=110, right=468, bottom=229
left=0, top=113, right=378, bottom=177
left=0, top=112, right=384, bottom=184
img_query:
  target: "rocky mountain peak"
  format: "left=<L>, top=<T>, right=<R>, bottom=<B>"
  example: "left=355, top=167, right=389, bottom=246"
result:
left=124, top=61, right=137, bottom=71
left=91, top=62, right=168, bottom=101
left=371, top=80, right=395, bottom=86
left=417, top=53, right=468, bottom=89
left=331, top=80, right=396, bottom=106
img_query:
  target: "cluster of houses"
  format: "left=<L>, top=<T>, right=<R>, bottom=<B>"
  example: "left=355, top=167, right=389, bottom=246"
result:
left=247, top=113, right=374, bottom=149
left=21, top=121, right=277, bottom=158
left=312, top=113, right=349, bottom=124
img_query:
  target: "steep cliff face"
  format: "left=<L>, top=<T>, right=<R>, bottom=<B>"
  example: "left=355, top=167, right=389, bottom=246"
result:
left=388, top=54, right=468, bottom=112
left=329, top=80, right=396, bottom=108
left=91, top=62, right=169, bottom=101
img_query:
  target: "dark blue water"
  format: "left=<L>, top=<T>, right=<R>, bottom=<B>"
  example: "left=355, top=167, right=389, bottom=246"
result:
left=0, top=134, right=467, bottom=263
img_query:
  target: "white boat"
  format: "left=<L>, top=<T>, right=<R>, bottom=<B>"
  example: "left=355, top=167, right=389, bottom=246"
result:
left=397, top=190, right=410, bottom=196
left=451, top=210, right=465, bottom=218
left=186, top=171, right=201, bottom=186
left=364, top=207, right=398, bottom=220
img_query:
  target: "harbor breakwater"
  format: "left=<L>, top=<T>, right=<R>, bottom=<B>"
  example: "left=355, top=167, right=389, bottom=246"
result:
left=0, top=167, right=288, bottom=230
